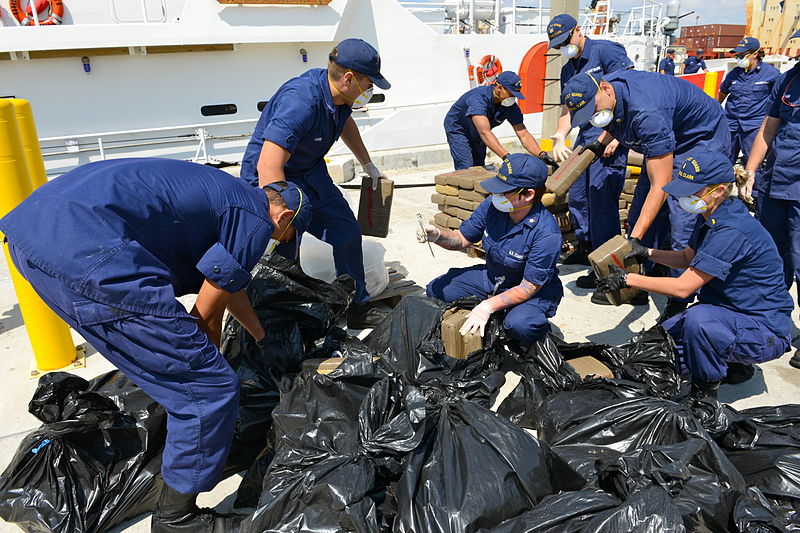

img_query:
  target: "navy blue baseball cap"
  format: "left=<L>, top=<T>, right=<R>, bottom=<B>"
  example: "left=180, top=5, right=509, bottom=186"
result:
left=790, top=28, right=800, bottom=40
left=479, top=154, right=548, bottom=193
left=730, top=36, right=760, bottom=54
left=263, top=181, right=313, bottom=236
left=331, top=38, right=390, bottom=90
left=662, top=150, right=733, bottom=197
left=548, top=14, right=577, bottom=48
left=562, top=72, right=601, bottom=128
left=496, top=71, right=525, bottom=99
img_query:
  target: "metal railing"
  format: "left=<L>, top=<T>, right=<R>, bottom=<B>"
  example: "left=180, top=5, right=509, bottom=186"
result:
left=399, top=0, right=550, bottom=35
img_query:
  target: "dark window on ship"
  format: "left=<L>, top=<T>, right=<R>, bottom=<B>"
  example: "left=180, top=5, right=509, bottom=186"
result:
left=257, top=101, right=268, bottom=112
left=369, top=93, right=386, bottom=104
left=201, top=104, right=237, bottom=116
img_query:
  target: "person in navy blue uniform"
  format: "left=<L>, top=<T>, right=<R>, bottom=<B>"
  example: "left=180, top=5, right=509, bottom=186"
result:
left=719, top=37, right=780, bottom=166
left=0, top=158, right=311, bottom=532
left=659, top=49, right=676, bottom=76
left=443, top=71, right=558, bottom=171
left=561, top=70, right=730, bottom=320
left=597, top=151, right=793, bottom=398
left=683, top=49, right=708, bottom=74
left=547, top=13, right=633, bottom=297
left=240, top=38, right=390, bottom=329
left=743, top=27, right=800, bottom=370
left=419, top=154, right=563, bottom=348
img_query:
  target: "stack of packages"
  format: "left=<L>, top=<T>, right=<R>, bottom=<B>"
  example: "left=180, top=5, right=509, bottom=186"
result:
left=619, top=151, right=644, bottom=234
left=430, top=166, right=571, bottom=257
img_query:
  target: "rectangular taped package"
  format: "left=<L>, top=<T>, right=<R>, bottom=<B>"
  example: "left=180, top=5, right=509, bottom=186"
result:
left=545, top=146, right=596, bottom=196
left=588, top=235, right=643, bottom=306
left=441, top=308, right=482, bottom=359
left=357, top=177, right=394, bottom=238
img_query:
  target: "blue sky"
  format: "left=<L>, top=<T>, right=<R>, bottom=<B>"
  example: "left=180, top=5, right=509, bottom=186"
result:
left=611, top=0, right=746, bottom=26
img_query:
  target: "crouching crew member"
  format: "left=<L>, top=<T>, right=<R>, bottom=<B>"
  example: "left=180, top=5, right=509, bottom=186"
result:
left=597, top=151, right=792, bottom=398
left=443, top=71, right=558, bottom=171
left=0, top=158, right=312, bottom=533
left=419, top=154, right=563, bottom=348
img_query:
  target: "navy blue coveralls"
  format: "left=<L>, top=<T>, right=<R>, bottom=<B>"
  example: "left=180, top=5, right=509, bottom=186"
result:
left=0, top=158, right=273, bottom=495
left=683, top=55, right=707, bottom=74
left=755, top=63, right=800, bottom=301
left=659, top=57, right=676, bottom=76
left=603, top=70, right=730, bottom=278
left=662, top=199, right=792, bottom=382
left=560, top=37, right=633, bottom=251
left=720, top=62, right=780, bottom=164
left=443, top=85, right=524, bottom=170
left=426, top=200, right=563, bottom=347
left=241, top=68, right=370, bottom=304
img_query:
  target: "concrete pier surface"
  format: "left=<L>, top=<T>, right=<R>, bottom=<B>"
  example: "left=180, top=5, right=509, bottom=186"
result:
left=1, top=163, right=798, bottom=532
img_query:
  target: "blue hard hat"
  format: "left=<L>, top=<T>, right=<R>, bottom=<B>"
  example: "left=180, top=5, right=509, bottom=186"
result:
left=548, top=14, right=578, bottom=48
left=662, top=150, right=733, bottom=197
left=331, top=38, right=390, bottom=90
left=496, top=71, right=525, bottom=100
left=561, top=72, right=601, bottom=128
left=263, top=181, right=313, bottom=236
left=730, top=36, right=760, bottom=54
left=479, top=154, right=548, bottom=193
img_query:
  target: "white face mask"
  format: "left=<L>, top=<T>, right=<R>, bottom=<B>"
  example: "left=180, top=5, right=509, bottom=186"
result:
left=735, top=56, right=751, bottom=70
left=491, top=193, right=515, bottom=212
left=678, top=185, right=719, bottom=214
left=561, top=43, right=580, bottom=59
left=590, top=109, right=614, bottom=128
left=264, top=238, right=280, bottom=258
left=500, top=96, right=516, bottom=107
left=351, top=86, right=373, bottom=109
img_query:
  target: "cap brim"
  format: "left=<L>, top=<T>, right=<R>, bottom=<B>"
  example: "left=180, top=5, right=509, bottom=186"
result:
left=548, top=31, right=571, bottom=49
left=499, top=84, right=525, bottom=100
left=480, top=177, right=517, bottom=194
left=730, top=46, right=751, bottom=53
left=792, top=30, right=800, bottom=39
left=368, top=73, right=391, bottom=90
left=569, top=95, right=596, bottom=128
left=662, top=178, right=705, bottom=197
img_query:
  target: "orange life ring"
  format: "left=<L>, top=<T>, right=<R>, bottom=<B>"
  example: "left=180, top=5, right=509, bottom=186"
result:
left=9, top=0, right=64, bottom=26
left=475, top=55, right=503, bottom=85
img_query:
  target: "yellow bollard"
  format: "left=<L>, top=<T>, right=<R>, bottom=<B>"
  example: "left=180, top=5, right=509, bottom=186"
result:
left=0, top=99, right=79, bottom=374
left=703, top=71, right=720, bottom=99
left=11, top=99, right=48, bottom=189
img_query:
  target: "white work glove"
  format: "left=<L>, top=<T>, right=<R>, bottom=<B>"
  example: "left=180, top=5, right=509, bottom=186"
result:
left=459, top=300, right=494, bottom=337
left=551, top=132, right=573, bottom=162
left=416, top=224, right=440, bottom=243
left=739, top=169, right=755, bottom=204
left=363, top=161, right=386, bottom=191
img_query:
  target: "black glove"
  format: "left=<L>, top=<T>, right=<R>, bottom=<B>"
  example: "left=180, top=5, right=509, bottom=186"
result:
left=538, top=151, right=559, bottom=171
left=502, top=152, right=510, bottom=161
left=581, top=140, right=605, bottom=159
left=256, top=336, right=291, bottom=379
left=624, top=237, right=651, bottom=263
left=597, top=265, right=628, bottom=294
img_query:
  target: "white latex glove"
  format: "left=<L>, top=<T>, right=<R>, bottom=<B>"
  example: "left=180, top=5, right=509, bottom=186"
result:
left=459, top=300, right=494, bottom=337
left=551, top=132, right=573, bottom=162
left=416, top=224, right=440, bottom=243
left=739, top=169, right=755, bottom=203
left=363, top=162, right=386, bottom=191
left=603, top=139, right=620, bottom=159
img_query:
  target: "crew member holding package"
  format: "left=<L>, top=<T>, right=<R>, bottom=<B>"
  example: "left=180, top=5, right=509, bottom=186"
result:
left=596, top=151, right=792, bottom=398
left=683, top=49, right=708, bottom=74
left=718, top=37, right=780, bottom=165
left=0, top=158, right=312, bottom=532
left=547, top=13, right=633, bottom=292
left=443, top=71, right=558, bottom=171
left=240, top=38, right=390, bottom=328
left=419, top=154, right=562, bottom=348
left=742, top=29, right=800, bottom=369
left=561, top=70, right=730, bottom=321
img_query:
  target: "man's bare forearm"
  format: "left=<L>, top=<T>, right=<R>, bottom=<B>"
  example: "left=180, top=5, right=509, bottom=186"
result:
left=436, top=229, right=471, bottom=250
left=486, top=280, right=540, bottom=311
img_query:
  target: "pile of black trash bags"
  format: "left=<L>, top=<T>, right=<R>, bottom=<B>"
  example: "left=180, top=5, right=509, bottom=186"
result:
left=0, top=255, right=798, bottom=532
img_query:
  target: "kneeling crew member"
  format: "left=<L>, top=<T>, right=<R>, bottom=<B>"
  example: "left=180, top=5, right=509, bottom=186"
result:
left=420, top=154, right=563, bottom=348
left=443, top=71, right=558, bottom=171
left=597, top=151, right=792, bottom=398
left=0, top=158, right=312, bottom=533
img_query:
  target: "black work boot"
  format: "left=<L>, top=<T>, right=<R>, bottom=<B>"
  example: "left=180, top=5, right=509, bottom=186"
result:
left=790, top=349, right=800, bottom=370
left=590, top=290, right=649, bottom=306
left=656, top=299, right=688, bottom=325
left=151, top=484, right=238, bottom=533
left=690, top=378, right=721, bottom=400
left=575, top=270, right=598, bottom=289
left=722, top=362, right=755, bottom=384
left=560, top=241, right=590, bottom=266
left=346, top=302, right=390, bottom=329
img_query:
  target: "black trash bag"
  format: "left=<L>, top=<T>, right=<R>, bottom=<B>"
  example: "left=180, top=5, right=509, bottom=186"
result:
left=221, top=254, right=355, bottom=474
left=733, top=487, right=798, bottom=533
left=239, top=371, right=425, bottom=533
left=596, top=438, right=746, bottom=532
left=393, top=393, right=584, bottom=533
left=0, top=371, right=167, bottom=533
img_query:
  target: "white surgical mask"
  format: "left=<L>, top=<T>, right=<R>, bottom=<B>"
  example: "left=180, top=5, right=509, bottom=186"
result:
left=491, top=193, right=515, bottom=212
left=561, top=43, right=580, bottom=58
left=264, top=238, right=280, bottom=258
left=500, top=96, right=516, bottom=107
left=351, top=86, right=373, bottom=109
left=735, top=56, right=751, bottom=70
left=678, top=185, right=719, bottom=214
left=590, top=109, right=614, bottom=128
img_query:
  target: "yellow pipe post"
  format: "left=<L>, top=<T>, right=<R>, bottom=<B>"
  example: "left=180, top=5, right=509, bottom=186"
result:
left=0, top=99, right=78, bottom=373
left=11, top=99, right=48, bottom=189
left=703, top=71, right=720, bottom=99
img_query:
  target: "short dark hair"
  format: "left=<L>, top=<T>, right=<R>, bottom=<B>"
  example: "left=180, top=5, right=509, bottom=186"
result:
left=327, top=47, right=349, bottom=82
left=264, top=187, right=287, bottom=207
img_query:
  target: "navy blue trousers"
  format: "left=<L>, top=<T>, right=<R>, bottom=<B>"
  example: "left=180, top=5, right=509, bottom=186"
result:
left=8, top=244, right=239, bottom=495
left=446, top=130, right=487, bottom=170
left=426, top=265, right=561, bottom=347
left=663, top=304, right=789, bottom=382
left=757, top=196, right=800, bottom=302
left=568, top=156, right=626, bottom=251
